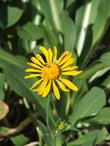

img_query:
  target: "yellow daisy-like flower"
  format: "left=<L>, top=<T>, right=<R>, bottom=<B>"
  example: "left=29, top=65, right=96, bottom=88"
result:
left=25, top=46, right=82, bottom=100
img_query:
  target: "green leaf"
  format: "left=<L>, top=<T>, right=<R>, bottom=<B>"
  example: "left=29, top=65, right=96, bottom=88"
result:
left=71, top=78, right=88, bottom=104
left=11, top=134, right=28, bottom=146
left=75, top=1, right=92, bottom=57
left=95, top=127, right=108, bottom=145
left=0, top=88, right=5, bottom=100
left=101, top=75, right=110, bottom=89
left=0, top=73, right=5, bottom=87
left=17, top=22, right=44, bottom=40
left=38, top=0, right=63, bottom=31
left=0, top=101, right=9, bottom=120
left=89, top=0, right=100, bottom=24
left=75, top=5, right=85, bottom=37
left=89, top=108, right=110, bottom=125
left=81, top=141, right=94, bottom=146
left=92, top=0, right=110, bottom=47
left=37, top=120, right=54, bottom=146
left=69, top=87, right=106, bottom=125
left=43, top=21, right=59, bottom=48
left=0, top=49, right=26, bottom=68
left=7, top=6, right=23, bottom=27
left=100, top=52, right=110, bottom=66
left=60, top=11, right=76, bottom=51
left=67, top=130, right=99, bottom=146
left=79, top=0, right=110, bottom=66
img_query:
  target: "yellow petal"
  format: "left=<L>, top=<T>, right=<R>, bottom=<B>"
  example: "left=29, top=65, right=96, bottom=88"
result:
left=48, top=48, right=53, bottom=62
left=39, top=46, right=49, bottom=62
left=42, top=80, right=51, bottom=97
left=62, top=70, right=82, bottom=76
left=34, top=53, right=45, bottom=65
left=24, top=74, right=41, bottom=79
left=37, top=79, right=48, bottom=95
left=61, top=66, right=78, bottom=71
left=27, top=62, right=41, bottom=69
left=60, top=58, right=74, bottom=69
left=53, top=47, right=57, bottom=62
left=59, top=53, right=72, bottom=66
left=56, top=79, right=69, bottom=92
left=31, top=57, right=44, bottom=67
left=59, top=78, right=78, bottom=91
left=25, top=68, right=42, bottom=73
left=57, top=51, right=70, bottom=64
left=30, top=78, right=43, bottom=90
left=52, top=81, right=60, bottom=100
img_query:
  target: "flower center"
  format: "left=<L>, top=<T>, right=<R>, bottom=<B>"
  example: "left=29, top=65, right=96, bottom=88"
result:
left=41, top=63, right=60, bottom=80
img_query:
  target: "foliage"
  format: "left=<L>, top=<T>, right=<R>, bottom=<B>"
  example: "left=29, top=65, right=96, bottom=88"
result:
left=0, top=0, right=110, bottom=146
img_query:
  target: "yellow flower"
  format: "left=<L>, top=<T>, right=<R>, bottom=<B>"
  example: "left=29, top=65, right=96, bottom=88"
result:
left=24, top=46, right=82, bottom=100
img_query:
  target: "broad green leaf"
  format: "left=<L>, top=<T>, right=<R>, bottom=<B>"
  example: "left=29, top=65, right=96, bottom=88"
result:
left=0, top=49, right=26, bottom=68
left=75, top=1, right=92, bottom=56
left=67, top=130, right=99, bottom=146
left=89, top=67, right=110, bottom=83
left=60, top=11, right=76, bottom=51
left=17, top=22, right=44, bottom=40
left=81, top=141, right=94, bottom=146
left=75, top=5, right=85, bottom=37
left=0, top=101, right=9, bottom=120
left=7, top=6, right=23, bottom=27
left=11, top=134, right=28, bottom=146
left=78, top=0, right=110, bottom=66
left=101, top=75, right=110, bottom=89
left=89, top=0, right=100, bottom=24
left=95, top=127, right=108, bottom=145
left=89, top=108, right=110, bottom=125
left=92, top=0, right=110, bottom=47
left=100, top=52, right=110, bottom=66
left=69, top=87, right=106, bottom=125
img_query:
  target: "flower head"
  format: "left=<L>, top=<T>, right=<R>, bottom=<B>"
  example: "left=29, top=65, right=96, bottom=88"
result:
left=25, top=46, right=82, bottom=100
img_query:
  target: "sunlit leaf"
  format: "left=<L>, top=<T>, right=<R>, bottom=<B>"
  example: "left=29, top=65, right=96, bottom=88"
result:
left=69, top=87, right=106, bottom=125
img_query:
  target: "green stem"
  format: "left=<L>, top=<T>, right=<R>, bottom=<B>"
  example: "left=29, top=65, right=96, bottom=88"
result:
left=46, top=98, right=54, bottom=137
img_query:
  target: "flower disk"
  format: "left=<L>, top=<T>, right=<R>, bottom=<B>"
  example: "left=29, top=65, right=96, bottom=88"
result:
left=25, top=46, right=82, bottom=100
